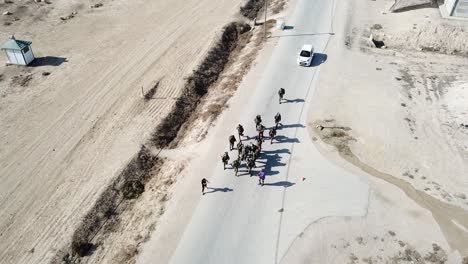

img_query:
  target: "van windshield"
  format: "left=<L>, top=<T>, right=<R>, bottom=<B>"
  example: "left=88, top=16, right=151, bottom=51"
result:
left=300, top=50, right=311, bottom=57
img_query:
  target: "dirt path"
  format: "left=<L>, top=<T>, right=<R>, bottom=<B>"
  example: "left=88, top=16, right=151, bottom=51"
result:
left=0, top=0, right=242, bottom=263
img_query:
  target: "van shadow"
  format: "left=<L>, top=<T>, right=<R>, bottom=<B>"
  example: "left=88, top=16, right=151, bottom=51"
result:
left=30, top=56, right=68, bottom=67
left=311, top=53, right=327, bottom=67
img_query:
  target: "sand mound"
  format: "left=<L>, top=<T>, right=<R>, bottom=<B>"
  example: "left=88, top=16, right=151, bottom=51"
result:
left=386, top=22, right=468, bottom=56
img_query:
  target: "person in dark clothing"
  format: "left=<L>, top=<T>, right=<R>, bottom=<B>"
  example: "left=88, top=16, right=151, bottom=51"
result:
left=229, top=135, right=237, bottom=151
left=278, top=88, right=285, bottom=104
left=237, top=124, right=245, bottom=139
left=201, top=178, right=209, bottom=195
left=274, top=112, right=282, bottom=128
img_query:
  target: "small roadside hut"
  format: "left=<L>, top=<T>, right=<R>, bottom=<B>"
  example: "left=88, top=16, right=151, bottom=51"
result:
left=1, top=36, right=35, bottom=66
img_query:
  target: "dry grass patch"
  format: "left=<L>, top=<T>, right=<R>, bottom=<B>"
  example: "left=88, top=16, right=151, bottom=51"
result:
left=314, top=119, right=355, bottom=156
left=150, top=22, right=251, bottom=148
left=240, top=0, right=265, bottom=19
left=54, top=145, right=161, bottom=262
left=143, top=80, right=161, bottom=101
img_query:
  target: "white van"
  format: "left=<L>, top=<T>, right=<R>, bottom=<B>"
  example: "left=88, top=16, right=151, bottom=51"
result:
left=297, top=44, right=314, bottom=66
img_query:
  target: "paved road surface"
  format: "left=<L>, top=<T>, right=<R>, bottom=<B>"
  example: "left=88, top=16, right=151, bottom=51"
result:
left=170, top=0, right=369, bottom=263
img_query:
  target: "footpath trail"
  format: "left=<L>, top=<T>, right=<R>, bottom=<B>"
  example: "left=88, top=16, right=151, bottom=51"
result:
left=168, top=0, right=369, bottom=263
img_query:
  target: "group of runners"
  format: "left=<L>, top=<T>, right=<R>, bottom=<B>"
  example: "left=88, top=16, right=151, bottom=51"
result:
left=202, top=88, right=286, bottom=194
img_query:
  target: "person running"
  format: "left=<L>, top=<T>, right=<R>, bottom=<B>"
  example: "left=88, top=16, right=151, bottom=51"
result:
left=247, top=158, right=256, bottom=176
left=237, top=124, right=245, bottom=140
left=251, top=143, right=258, bottom=153
left=229, top=135, right=237, bottom=151
left=258, top=124, right=265, bottom=138
left=256, top=136, right=263, bottom=149
left=269, top=127, right=277, bottom=144
left=258, top=169, right=266, bottom=186
left=237, top=141, right=244, bottom=155
left=278, top=88, right=285, bottom=104
left=253, top=148, right=261, bottom=162
left=254, top=115, right=262, bottom=127
left=232, top=159, right=241, bottom=176
left=274, top=112, right=282, bottom=128
left=243, top=145, right=252, bottom=161
left=221, top=152, right=230, bottom=170
left=201, top=178, right=209, bottom=195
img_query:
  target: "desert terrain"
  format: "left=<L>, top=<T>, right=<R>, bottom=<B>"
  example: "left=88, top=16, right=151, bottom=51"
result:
left=1, top=0, right=468, bottom=263
left=0, top=0, right=245, bottom=263
left=308, top=0, right=468, bottom=261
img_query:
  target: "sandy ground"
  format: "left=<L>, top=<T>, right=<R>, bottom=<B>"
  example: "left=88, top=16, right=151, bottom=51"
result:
left=307, top=0, right=468, bottom=260
left=312, top=0, right=468, bottom=211
left=0, top=0, right=243, bottom=263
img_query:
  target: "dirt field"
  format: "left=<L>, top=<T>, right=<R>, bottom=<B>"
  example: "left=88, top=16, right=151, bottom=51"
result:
left=308, top=0, right=468, bottom=260
left=0, top=0, right=244, bottom=263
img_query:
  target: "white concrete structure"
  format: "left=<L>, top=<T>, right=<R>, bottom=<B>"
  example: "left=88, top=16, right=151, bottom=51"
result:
left=445, top=0, right=457, bottom=15
left=1, top=36, right=35, bottom=66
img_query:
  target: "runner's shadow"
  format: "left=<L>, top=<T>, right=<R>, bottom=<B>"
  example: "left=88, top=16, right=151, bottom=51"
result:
left=274, top=135, right=300, bottom=144
left=283, top=98, right=305, bottom=104
left=262, top=148, right=291, bottom=155
left=205, top=187, right=234, bottom=194
left=263, top=181, right=295, bottom=187
left=261, top=153, right=286, bottom=176
left=275, top=123, right=305, bottom=130
left=241, top=135, right=257, bottom=142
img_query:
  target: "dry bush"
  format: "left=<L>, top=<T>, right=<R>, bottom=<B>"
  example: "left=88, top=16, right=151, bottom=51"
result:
left=65, top=145, right=159, bottom=259
left=327, top=129, right=347, bottom=138
left=150, top=22, right=251, bottom=148
left=240, top=0, right=265, bottom=19
left=144, top=80, right=160, bottom=101
left=11, top=74, right=33, bottom=87
left=389, top=247, right=424, bottom=264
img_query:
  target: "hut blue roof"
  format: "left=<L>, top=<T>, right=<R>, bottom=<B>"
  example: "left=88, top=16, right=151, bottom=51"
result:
left=1, top=38, right=32, bottom=50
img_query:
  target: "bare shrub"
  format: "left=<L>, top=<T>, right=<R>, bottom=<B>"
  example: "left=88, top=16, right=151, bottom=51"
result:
left=144, top=80, right=160, bottom=101
left=11, top=74, right=33, bottom=87
left=122, top=180, right=145, bottom=199
left=240, top=0, right=265, bottom=19
left=65, top=145, right=159, bottom=259
left=328, top=129, right=347, bottom=138
left=423, top=243, right=447, bottom=263
left=150, top=22, right=251, bottom=148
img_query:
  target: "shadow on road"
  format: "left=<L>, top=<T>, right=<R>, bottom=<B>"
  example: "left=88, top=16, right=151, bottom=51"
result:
left=205, top=187, right=234, bottom=194
left=263, top=181, right=295, bottom=188
left=274, top=135, right=300, bottom=144
left=283, top=98, right=305, bottom=104
left=311, top=53, right=327, bottom=67
left=268, top=32, right=335, bottom=38
left=261, top=153, right=286, bottom=176
left=262, top=148, right=291, bottom=155
left=275, top=123, right=305, bottom=130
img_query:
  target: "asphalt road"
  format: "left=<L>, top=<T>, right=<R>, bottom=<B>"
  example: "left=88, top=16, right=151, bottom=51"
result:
left=170, top=0, right=369, bottom=263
